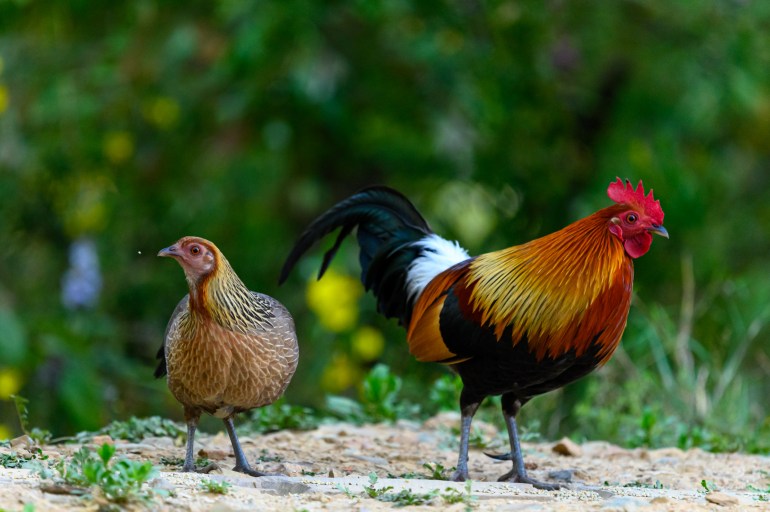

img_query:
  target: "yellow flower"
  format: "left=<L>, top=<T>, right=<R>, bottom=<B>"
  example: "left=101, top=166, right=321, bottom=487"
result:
left=103, top=131, right=134, bottom=164
left=143, top=96, right=180, bottom=129
left=351, top=326, right=385, bottom=361
left=306, top=268, right=362, bottom=332
left=0, top=424, right=11, bottom=442
left=321, top=353, right=358, bottom=392
left=0, top=84, right=9, bottom=115
left=57, top=175, right=112, bottom=235
left=0, top=368, right=22, bottom=399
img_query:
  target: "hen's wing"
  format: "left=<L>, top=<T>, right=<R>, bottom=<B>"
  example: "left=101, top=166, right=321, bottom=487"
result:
left=154, top=295, right=189, bottom=378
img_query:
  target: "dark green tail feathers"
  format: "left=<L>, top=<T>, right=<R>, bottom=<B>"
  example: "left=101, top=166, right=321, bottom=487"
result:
left=279, top=186, right=433, bottom=325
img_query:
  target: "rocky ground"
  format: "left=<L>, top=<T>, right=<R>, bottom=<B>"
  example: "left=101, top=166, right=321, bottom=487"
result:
left=1, top=412, right=768, bottom=511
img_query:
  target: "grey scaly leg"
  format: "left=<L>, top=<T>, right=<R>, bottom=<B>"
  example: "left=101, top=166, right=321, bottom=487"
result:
left=224, top=417, right=265, bottom=477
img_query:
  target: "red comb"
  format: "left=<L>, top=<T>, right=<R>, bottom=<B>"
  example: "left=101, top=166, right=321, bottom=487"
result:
left=607, top=178, right=664, bottom=223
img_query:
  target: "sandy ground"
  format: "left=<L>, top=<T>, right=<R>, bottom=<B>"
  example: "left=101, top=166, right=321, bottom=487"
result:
left=1, top=412, right=768, bottom=511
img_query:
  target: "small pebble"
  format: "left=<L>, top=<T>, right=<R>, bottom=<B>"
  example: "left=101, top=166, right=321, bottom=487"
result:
left=198, top=448, right=230, bottom=460
left=548, top=469, right=575, bottom=482
left=705, top=492, right=739, bottom=506
left=275, top=463, right=304, bottom=476
left=10, top=435, right=33, bottom=450
left=552, top=437, right=582, bottom=457
left=91, top=435, right=113, bottom=446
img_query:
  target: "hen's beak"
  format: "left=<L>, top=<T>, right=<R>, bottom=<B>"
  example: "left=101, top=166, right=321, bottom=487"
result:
left=158, top=244, right=180, bottom=258
left=648, top=224, right=669, bottom=239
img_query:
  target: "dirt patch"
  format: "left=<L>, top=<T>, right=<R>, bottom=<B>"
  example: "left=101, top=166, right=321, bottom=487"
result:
left=1, top=412, right=768, bottom=510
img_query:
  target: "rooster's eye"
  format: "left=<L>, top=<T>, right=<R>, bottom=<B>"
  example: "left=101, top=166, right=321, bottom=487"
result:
left=627, top=214, right=638, bottom=224
left=190, top=246, right=200, bottom=255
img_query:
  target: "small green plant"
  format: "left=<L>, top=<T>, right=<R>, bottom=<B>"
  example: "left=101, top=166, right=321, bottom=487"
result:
left=362, top=472, right=393, bottom=498
left=422, top=462, right=450, bottom=480
left=444, top=424, right=491, bottom=451
left=394, top=471, right=422, bottom=479
left=335, top=483, right=355, bottom=498
left=244, top=399, right=320, bottom=433
left=428, top=374, right=462, bottom=413
left=37, top=443, right=158, bottom=504
left=195, top=456, right=212, bottom=469
left=257, top=449, right=283, bottom=462
left=10, top=395, right=52, bottom=444
left=441, top=480, right=476, bottom=508
left=747, top=483, right=770, bottom=501
left=5, top=505, right=36, bottom=512
left=199, top=478, right=231, bottom=495
left=158, top=455, right=211, bottom=470
left=95, top=416, right=185, bottom=442
left=701, top=479, right=717, bottom=493
left=379, top=488, right=439, bottom=507
left=159, top=456, right=184, bottom=466
left=1, top=449, right=47, bottom=468
left=326, top=365, right=420, bottom=424
left=623, top=480, right=665, bottom=489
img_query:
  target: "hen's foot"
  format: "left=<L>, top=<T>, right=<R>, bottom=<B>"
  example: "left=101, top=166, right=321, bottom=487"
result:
left=450, top=470, right=469, bottom=482
left=498, top=470, right=561, bottom=491
left=182, top=462, right=221, bottom=474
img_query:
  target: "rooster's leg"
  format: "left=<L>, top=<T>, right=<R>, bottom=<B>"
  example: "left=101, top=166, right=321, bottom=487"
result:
left=182, top=408, right=219, bottom=473
left=497, top=393, right=560, bottom=490
left=450, top=392, right=481, bottom=482
left=224, top=417, right=266, bottom=477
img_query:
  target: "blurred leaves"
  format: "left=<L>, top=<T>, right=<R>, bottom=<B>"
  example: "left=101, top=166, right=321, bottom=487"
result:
left=0, top=307, right=26, bottom=366
left=0, top=0, right=766, bottom=447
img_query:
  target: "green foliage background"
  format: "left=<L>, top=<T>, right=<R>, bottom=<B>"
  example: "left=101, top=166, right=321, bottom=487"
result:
left=0, top=1, right=768, bottom=448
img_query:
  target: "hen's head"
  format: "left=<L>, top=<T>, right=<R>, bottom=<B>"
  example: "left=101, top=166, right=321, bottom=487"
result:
left=158, top=236, right=220, bottom=282
left=606, top=178, right=668, bottom=259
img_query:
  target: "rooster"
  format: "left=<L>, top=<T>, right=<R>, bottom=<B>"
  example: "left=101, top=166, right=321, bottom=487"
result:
left=157, top=236, right=299, bottom=476
left=279, top=179, right=667, bottom=489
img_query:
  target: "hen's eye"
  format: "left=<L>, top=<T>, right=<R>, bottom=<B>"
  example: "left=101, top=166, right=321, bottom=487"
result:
left=190, top=246, right=200, bottom=255
left=627, top=214, right=638, bottom=223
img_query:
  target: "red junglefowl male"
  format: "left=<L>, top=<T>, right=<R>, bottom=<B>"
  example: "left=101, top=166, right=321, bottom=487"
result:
left=280, top=179, right=667, bottom=489
left=156, top=236, right=299, bottom=476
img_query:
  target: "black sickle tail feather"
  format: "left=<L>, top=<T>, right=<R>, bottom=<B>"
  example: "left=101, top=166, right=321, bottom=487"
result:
left=154, top=345, right=167, bottom=378
left=279, top=186, right=433, bottom=326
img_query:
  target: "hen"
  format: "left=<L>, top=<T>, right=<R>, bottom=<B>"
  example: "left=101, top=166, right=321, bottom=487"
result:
left=156, top=236, right=299, bottom=476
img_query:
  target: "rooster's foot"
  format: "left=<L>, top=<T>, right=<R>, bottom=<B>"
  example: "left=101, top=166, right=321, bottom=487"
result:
left=498, top=470, right=561, bottom=491
left=233, top=464, right=267, bottom=477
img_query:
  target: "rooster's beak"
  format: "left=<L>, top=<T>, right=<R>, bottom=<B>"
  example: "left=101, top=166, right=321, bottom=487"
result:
left=648, top=224, right=669, bottom=239
left=158, top=244, right=180, bottom=258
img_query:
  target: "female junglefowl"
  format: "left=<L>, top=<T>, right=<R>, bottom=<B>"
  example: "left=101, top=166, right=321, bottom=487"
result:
left=279, top=179, right=667, bottom=489
left=156, top=236, right=299, bottom=476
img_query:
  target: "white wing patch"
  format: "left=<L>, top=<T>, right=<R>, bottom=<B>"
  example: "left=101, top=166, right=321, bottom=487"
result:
left=406, top=234, right=470, bottom=303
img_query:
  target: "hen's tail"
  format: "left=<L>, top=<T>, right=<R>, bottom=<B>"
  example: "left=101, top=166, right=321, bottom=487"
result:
left=279, top=186, right=469, bottom=326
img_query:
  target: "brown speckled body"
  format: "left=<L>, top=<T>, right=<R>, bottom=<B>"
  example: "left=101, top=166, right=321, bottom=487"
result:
left=164, top=293, right=298, bottom=420
left=156, top=236, right=300, bottom=476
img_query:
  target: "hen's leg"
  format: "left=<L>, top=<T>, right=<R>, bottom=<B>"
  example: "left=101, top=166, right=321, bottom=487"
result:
left=182, top=408, right=218, bottom=473
left=224, top=417, right=265, bottom=477
left=497, top=393, right=560, bottom=490
left=450, top=390, right=482, bottom=482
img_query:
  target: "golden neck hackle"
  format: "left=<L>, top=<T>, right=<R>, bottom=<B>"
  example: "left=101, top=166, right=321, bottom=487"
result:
left=467, top=205, right=632, bottom=359
left=187, top=251, right=272, bottom=333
